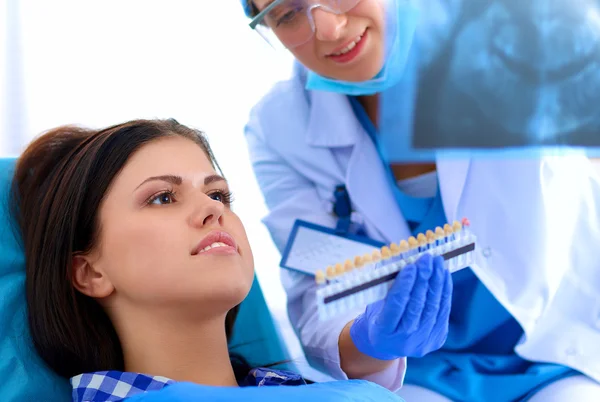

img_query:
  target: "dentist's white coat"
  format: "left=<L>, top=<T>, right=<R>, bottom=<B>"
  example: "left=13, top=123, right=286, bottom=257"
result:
left=244, top=64, right=600, bottom=390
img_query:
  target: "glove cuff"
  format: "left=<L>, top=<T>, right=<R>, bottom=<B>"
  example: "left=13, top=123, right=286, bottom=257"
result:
left=349, top=314, right=400, bottom=361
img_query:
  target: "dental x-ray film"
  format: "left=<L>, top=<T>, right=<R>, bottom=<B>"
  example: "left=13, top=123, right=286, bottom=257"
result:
left=380, top=0, right=600, bottom=160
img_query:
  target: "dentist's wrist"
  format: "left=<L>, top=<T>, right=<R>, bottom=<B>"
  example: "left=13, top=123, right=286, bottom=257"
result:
left=338, top=320, right=397, bottom=379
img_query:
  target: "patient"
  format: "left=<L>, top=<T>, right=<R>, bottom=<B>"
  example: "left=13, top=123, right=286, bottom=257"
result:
left=9, top=119, right=306, bottom=401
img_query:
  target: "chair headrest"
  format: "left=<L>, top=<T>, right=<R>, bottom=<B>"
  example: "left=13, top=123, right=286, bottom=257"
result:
left=0, top=157, right=70, bottom=401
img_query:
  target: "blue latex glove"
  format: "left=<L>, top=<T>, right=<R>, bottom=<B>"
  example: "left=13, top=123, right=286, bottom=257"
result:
left=126, top=379, right=405, bottom=402
left=350, top=253, right=452, bottom=360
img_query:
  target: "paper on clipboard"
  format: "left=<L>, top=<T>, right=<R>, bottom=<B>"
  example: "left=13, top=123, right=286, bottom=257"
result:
left=280, top=220, right=385, bottom=277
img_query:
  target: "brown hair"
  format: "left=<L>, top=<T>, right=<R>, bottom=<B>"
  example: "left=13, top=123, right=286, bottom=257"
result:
left=9, top=119, right=249, bottom=379
left=246, top=0, right=261, bottom=18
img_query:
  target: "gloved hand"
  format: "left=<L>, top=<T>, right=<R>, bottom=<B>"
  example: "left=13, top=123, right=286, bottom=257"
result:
left=350, top=253, right=452, bottom=360
left=126, top=379, right=405, bottom=402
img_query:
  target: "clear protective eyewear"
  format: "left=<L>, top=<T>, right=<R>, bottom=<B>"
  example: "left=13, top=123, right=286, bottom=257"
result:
left=249, top=0, right=362, bottom=49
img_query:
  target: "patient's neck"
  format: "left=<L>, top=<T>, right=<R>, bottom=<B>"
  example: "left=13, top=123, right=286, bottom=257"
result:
left=113, top=307, right=238, bottom=387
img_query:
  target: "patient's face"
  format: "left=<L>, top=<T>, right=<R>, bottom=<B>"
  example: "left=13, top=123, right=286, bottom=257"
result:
left=92, top=136, right=254, bottom=316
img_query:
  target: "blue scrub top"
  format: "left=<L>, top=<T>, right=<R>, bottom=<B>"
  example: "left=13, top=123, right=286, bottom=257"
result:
left=348, top=97, right=575, bottom=402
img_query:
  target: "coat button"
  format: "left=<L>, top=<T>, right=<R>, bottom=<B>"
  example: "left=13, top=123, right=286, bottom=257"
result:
left=482, top=247, right=492, bottom=258
left=350, top=212, right=364, bottom=225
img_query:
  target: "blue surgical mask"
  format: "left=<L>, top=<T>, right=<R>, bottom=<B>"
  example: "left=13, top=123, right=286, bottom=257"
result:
left=305, top=0, right=419, bottom=96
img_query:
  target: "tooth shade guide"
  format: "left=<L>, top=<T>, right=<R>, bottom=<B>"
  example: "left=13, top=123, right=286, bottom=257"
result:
left=354, top=255, right=364, bottom=268
left=399, top=240, right=409, bottom=252
left=315, top=270, right=326, bottom=284
left=381, top=246, right=392, bottom=259
left=316, top=220, right=476, bottom=320
left=321, top=241, right=476, bottom=305
left=452, top=220, right=462, bottom=231
left=443, top=224, right=453, bottom=235
left=326, top=265, right=335, bottom=279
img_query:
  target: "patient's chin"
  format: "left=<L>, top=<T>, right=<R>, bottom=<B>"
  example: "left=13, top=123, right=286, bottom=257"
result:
left=215, top=278, right=253, bottom=308
left=125, top=259, right=255, bottom=318
left=176, top=278, right=253, bottom=317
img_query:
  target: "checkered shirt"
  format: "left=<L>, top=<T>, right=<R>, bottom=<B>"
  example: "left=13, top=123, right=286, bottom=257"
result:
left=71, top=367, right=306, bottom=401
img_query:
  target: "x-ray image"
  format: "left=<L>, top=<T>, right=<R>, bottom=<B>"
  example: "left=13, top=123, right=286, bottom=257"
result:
left=406, top=0, right=600, bottom=149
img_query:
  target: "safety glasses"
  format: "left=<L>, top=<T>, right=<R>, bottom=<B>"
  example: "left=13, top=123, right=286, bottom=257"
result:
left=248, top=0, right=363, bottom=49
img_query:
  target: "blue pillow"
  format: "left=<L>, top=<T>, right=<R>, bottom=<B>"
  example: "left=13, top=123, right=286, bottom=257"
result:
left=0, top=157, right=71, bottom=401
left=127, top=380, right=404, bottom=402
left=0, top=157, right=293, bottom=400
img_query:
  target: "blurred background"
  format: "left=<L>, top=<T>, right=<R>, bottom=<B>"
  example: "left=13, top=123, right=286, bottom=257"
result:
left=1, top=0, right=335, bottom=381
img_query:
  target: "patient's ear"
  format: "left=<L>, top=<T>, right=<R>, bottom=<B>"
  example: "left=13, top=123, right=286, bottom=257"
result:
left=72, top=254, right=114, bottom=298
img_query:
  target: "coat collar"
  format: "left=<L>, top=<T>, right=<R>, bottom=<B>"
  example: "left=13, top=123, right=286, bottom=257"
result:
left=292, top=61, right=362, bottom=148
left=305, top=89, right=363, bottom=148
left=436, top=157, right=471, bottom=223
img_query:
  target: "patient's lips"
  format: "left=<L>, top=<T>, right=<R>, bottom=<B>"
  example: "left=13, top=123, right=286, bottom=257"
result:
left=192, top=230, right=238, bottom=256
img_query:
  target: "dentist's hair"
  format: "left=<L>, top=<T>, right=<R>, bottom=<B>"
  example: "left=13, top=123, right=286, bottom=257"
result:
left=9, top=119, right=250, bottom=379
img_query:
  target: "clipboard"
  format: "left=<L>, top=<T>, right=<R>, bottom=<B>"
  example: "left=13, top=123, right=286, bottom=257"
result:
left=279, top=219, right=385, bottom=277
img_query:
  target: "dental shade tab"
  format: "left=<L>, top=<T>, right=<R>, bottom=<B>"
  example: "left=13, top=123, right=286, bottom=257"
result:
left=315, top=218, right=476, bottom=321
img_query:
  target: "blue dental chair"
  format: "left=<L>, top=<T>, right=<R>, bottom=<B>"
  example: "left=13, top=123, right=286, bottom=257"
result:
left=0, top=157, right=293, bottom=401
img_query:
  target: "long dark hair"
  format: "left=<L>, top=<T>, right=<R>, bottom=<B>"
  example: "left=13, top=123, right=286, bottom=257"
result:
left=10, top=119, right=250, bottom=380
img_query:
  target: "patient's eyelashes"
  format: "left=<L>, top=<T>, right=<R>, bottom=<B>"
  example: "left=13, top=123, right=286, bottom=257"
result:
left=146, top=190, right=178, bottom=205
left=144, top=188, right=234, bottom=208
left=208, top=190, right=234, bottom=207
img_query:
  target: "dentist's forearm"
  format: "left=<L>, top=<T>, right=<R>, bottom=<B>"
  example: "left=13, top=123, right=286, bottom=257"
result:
left=338, top=320, right=396, bottom=378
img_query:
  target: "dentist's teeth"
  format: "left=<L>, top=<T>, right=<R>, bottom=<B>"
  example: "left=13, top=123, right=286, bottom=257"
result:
left=200, top=242, right=229, bottom=253
left=331, top=35, right=363, bottom=56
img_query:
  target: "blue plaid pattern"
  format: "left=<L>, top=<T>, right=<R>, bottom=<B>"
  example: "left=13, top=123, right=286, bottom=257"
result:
left=71, top=371, right=175, bottom=402
left=71, top=368, right=305, bottom=401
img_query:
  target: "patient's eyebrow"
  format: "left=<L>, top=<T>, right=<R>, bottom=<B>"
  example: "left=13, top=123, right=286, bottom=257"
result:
left=203, top=174, right=226, bottom=186
left=135, top=174, right=182, bottom=190
left=135, top=174, right=227, bottom=190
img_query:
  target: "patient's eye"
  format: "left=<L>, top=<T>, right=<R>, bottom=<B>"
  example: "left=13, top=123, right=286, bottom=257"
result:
left=147, top=190, right=178, bottom=205
left=208, top=190, right=234, bottom=207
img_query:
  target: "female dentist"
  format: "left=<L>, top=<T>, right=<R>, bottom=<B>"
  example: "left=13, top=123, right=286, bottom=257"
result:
left=240, top=0, right=600, bottom=400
